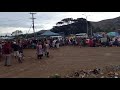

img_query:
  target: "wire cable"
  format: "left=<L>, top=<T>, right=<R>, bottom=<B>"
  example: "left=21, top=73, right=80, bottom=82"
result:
left=25, top=24, right=32, bottom=39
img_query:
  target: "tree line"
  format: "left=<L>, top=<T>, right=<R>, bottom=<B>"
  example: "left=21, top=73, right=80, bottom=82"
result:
left=11, top=17, right=119, bottom=38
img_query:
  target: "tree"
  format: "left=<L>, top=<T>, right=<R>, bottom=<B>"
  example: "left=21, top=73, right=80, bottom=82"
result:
left=51, top=17, right=92, bottom=36
left=56, top=21, right=64, bottom=26
left=61, top=18, right=74, bottom=24
left=11, top=30, right=23, bottom=36
left=56, top=18, right=74, bottom=26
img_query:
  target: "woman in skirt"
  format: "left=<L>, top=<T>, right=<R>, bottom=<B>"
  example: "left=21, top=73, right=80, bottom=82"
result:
left=36, top=42, right=43, bottom=59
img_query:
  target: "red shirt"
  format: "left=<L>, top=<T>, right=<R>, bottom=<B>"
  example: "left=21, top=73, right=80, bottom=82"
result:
left=2, top=43, right=12, bottom=54
left=89, top=39, right=93, bottom=47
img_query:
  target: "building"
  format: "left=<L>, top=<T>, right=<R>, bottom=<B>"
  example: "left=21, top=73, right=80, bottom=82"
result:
left=75, top=33, right=88, bottom=38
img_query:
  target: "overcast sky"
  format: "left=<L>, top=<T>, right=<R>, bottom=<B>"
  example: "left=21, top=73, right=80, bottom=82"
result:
left=0, top=12, right=120, bottom=35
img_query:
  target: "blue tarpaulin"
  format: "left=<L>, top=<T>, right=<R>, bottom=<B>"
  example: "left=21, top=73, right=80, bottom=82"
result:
left=107, top=32, right=119, bottom=37
left=93, top=33, right=103, bottom=38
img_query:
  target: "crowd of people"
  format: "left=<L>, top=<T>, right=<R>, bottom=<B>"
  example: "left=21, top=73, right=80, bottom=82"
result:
left=0, top=38, right=53, bottom=66
left=0, top=40, right=24, bottom=66
left=62, top=36, right=120, bottom=47
left=0, top=35, right=120, bottom=67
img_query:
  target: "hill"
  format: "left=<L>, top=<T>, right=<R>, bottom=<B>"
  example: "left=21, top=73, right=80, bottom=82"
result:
left=28, top=16, right=120, bottom=37
left=91, top=16, right=120, bottom=32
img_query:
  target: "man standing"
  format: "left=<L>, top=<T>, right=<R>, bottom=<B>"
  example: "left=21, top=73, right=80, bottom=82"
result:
left=2, top=41, right=12, bottom=66
left=11, top=42, right=19, bottom=59
left=18, top=43, right=23, bottom=63
left=56, top=39, right=60, bottom=48
left=52, top=39, right=56, bottom=48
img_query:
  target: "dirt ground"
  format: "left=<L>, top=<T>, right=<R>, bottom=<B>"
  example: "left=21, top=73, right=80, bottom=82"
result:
left=0, top=46, right=120, bottom=78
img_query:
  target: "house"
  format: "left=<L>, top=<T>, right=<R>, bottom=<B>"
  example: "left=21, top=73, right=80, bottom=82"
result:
left=75, top=33, right=88, bottom=38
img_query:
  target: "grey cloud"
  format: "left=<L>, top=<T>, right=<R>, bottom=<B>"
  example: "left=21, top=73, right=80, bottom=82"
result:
left=0, top=12, right=73, bottom=29
left=0, top=12, right=120, bottom=34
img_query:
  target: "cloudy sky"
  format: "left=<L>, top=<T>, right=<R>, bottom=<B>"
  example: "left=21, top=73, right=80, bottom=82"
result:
left=0, top=12, right=120, bottom=35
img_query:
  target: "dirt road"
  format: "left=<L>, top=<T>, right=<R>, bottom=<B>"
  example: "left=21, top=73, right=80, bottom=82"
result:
left=0, top=46, right=120, bottom=78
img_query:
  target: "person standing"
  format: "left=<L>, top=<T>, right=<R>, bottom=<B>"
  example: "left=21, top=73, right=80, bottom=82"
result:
left=93, top=38, right=96, bottom=47
left=45, top=42, right=50, bottom=57
left=18, top=43, right=24, bottom=63
left=89, top=38, right=93, bottom=47
left=52, top=39, right=55, bottom=48
left=47, top=39, right=50, bottom=46
left=56, top=39, right=60, bottom=48
left=36, top=42, right=43, bottom=59
left=42, top=41, right=46, bottom=56
left=79, top=38, right=83, bottom=48
left=11, top=42, right=19, bottom=59
left=113, top=38, right=119, bottom=47
left=2, top=41, right=12, bottom=66
left=0, top=41, right=2, bottom=61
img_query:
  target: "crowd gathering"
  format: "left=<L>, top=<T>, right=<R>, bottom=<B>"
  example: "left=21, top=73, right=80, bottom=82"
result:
left=0, top=38, right=51, bottom=66
left=0, top=34, right=120, bottom=67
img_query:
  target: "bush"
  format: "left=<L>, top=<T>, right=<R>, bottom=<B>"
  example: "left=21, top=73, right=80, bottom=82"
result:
left=48, top=74, right=61, bottom=78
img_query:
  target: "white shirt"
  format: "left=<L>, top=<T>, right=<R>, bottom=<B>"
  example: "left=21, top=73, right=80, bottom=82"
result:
left=45, top=44, right=49, bottom=52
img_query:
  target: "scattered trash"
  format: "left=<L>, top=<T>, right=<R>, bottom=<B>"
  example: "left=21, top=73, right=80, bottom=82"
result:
left=62, top=65, right=120, bottom=78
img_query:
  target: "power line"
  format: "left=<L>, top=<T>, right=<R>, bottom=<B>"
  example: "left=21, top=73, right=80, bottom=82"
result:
left=30, top=12, right=36, bottom=39
left=25, top=24, right=32, bottom=39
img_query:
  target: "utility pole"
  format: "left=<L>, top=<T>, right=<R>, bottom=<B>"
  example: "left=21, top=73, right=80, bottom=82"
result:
left=30, top=12, right=36, bottom=39
left=86, top=16, right=88, bottom=37
left=91, top=25, right=93, bottom=37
